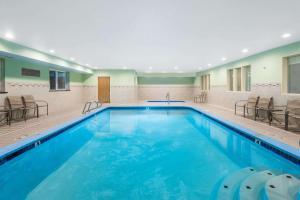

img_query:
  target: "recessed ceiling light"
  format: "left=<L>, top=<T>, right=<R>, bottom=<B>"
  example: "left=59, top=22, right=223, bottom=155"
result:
left=49, top=49, right=55, bottom=53
left=207, top=63, right=212, bottom=67
left=149, top=66, right=153, bottom=70
left=242, top=48, right=249, bottom=53
left=221, top=57, right=227, bottom=61
left=86, top=63, right=90, bottom=66
left=282, top=33, right=291, bottom=39
left=174, top=66, right=178, bottom=70
left=5, top=31, right=14, bottom=40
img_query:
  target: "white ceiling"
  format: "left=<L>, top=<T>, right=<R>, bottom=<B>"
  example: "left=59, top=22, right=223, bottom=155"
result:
left=1, top=0, right=300, bottom=73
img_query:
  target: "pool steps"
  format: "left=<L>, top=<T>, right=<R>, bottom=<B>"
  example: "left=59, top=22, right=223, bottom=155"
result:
left=216, top=167, right=256, bottom=199
left=215, top=167, right=300, bottom=200
left=265, top=174, right=300, bottom=200
left=239, top=170, right=275, bottom=200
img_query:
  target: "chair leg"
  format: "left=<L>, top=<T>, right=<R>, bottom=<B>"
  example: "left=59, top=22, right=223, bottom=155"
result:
left=37, top=106, right=39, bottom=118
left=24, top=109, right=27, bottom=122
left=243, top=106, right=246, bottom=118
left=6, top=112, right=10, bottom=126
left=285, top=112, right=289, bottom=130
left=268, top=110, right=272, bottom=125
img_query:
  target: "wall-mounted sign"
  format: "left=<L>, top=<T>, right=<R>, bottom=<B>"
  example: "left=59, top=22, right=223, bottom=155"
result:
left=22, top=68, right=40, bottom=77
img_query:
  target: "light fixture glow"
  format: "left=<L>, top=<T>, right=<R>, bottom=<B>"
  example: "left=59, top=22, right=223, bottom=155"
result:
left=70, top=57, right=75, bottom=61
left=86, top=63, right=90, bottom=66
left=282, top=33, right=291, bottom=39
left=174, top=66, right=178, bottom=70
left=123, top=66, right=127, bottom=69
left=49, top=49, right=55, bottom=53
left=221, top=57, right=227, bottom=61
left=5, top=32, right=14, bottom=40
left=149, top=66, right=153, bottom=70
left=242, top=48, right=249, bottom=53
left=207, top=63, right=212, bottom=67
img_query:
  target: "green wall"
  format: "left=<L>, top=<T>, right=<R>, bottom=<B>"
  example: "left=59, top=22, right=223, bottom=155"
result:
left=196, top=41, right=300, bottom=86
left=83, top=70, right=137, bottom=86
left=138, top=77, right=195, bottom=85
left=2, top=56, right=83, bottom=84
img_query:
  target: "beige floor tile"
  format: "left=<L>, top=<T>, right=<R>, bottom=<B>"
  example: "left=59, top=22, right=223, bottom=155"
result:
left=0, top=102, right=299, bottom=150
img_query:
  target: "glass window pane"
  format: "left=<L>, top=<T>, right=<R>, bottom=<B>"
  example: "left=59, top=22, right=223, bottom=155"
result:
left=207, top=74, right=210, bottom=90
left=236, top=68, right=241, bottom=91
left=57, top=71, right=66, bottom=89
left=228, top=69, right=233, bottom=91
left=65, top=72, right=70, bottom=90
left=288, top=63, right=300, bottom=94
left=0, top=59, right=5, bottom=93
left=201, top=75, right=205, bottom=90
left=245, top=66, right=251, bottom=91
left=49, top=70, right=56, bottom=90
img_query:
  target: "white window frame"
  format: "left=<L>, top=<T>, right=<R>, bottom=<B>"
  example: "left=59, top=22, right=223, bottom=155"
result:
left=282, top=54, right=300, bottom=95
left=201, top=74, right=210, bottom=91
left=49, top=69, right=69, bottom=91
left=0, top=58, right=6, bottom=93
left=227, top=65, right=251, bottom=92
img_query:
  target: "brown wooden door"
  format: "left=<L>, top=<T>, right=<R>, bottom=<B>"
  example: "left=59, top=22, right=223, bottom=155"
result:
left=98, top=77, right=110, bottom=103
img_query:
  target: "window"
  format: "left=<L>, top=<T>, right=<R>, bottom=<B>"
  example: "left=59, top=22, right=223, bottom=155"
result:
left=227, top=66, right=251, bottom=91
left=0, top=58, right=5, bottom=93
left=228, top=69, right=234, bottom=91
left=244, top=65, right=251, bottom=91
left=287, top=55, right=300, bottom=94
left=49, top=70, right=70, bottom=91
left=236, top=68, right=241, bottom=91
left=201, top=74, right=210, bottom=90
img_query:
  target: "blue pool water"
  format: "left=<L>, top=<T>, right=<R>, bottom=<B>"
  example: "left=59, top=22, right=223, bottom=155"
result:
left=0, top=107, right=299, bottom=199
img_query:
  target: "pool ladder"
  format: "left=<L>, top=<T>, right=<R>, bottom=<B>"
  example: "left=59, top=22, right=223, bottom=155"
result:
left=166, top=92, right=170, bottom=104
left=82, top=101, right=102, bottom=114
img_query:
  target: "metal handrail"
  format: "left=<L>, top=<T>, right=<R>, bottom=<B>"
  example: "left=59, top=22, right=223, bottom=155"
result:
left=82, top=101, right=102, bottom=114
left=166, top=92, right=170, bottom=104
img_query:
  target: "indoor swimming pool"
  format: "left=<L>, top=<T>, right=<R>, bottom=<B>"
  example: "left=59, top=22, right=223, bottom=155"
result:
left=0, top=107, right=299, bottom=199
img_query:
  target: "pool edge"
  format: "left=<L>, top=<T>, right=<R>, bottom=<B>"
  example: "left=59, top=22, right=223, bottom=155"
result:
left=0, top=105, right=299, bottom=166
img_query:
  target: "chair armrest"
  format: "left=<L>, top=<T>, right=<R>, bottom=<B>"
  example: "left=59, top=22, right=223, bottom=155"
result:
left=235, top=100, right=247, bottom=106
left=273, top=105, right=287, bottom=109
left=10, top=103, right=25, bottom=108
left=34, top=100, right=48, bottom=106
left=255, top=106, right=271, bottom=111
left=0, top=105, right=8, bottom=112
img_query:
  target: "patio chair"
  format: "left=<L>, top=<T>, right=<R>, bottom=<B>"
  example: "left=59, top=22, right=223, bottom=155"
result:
left=235, top=96, right=259, bottom=118
left=254, top=97, right=273, bottom=121
left=5, top=96, right=31, bottom=122
left=22, top=95, right=48, bottom=118
left=270, top=99, right=300, bottom=131
left=194, top=91, right=207, bottom=103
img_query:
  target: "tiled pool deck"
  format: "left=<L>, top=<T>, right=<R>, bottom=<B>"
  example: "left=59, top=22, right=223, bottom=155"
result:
left=0, top=102, right=299, bottom=149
